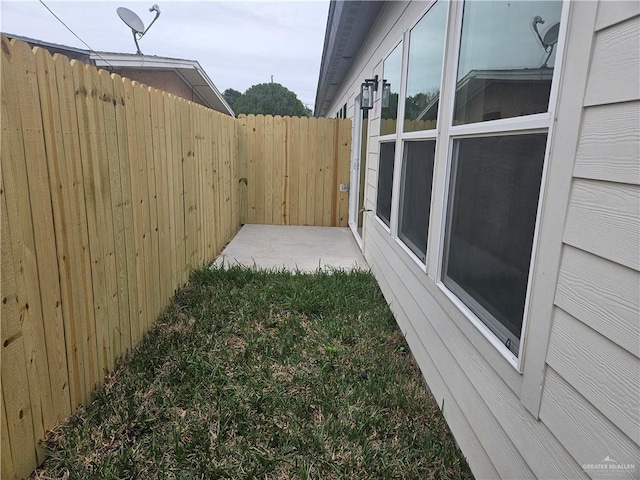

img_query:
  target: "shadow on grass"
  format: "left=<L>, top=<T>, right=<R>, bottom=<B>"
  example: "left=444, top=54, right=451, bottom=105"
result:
left=33, top=265, right=474, bottom=480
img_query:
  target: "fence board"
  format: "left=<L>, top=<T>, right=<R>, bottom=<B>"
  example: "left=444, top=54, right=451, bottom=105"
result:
left=313, top=118, right=324, bottom=225
left=132, top=82, right=153, bottom=332
left=246, top=115, right=257, bottom=223
left=20, top=42, right=70, bottom=428
left=98, top=69, right=125, bottom=366
left=1, top=180, right=39, bottom=477
left=123, top=78, right=145, bottom=347
left=163, top=94, right=178, bottom=293
left=73, top=61, right=108, bottom=386
left=53, top=55, right=93, bottom=408
left=88, top=65, right=117, bottom=373
left=298, top=116, right=310, bottom=225
left=112, top=73, right=137, bottom=355
left=7, top=41, right=57, bottom=460
left=34, top=48, right=77, bottom=417
left=338, top=119, right=352, bottom=226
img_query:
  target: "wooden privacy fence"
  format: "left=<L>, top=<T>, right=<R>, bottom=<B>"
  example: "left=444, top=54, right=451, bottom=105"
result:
left=1, top=37, right=240, bottom=478
left=238, top=114, right=351, bottom=227
left=1, top=36, right=351, bottom=479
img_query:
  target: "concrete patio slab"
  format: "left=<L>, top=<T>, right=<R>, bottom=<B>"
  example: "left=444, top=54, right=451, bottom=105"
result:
left=213, top=224, right=368, bottom=272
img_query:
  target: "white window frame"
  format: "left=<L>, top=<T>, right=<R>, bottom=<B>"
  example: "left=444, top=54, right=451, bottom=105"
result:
left=433, top=0, right=571, bottom=371
left=368, top=0, right=570, bottom=371
left=375, top=37, right=404, bottom=232
left=382, top=0, right=449, bottom=270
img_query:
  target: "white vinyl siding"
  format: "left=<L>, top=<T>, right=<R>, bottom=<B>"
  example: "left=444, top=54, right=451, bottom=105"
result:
left=537, top=3, right=640, bottom=472
left=322, top=0, right=639, bottom=477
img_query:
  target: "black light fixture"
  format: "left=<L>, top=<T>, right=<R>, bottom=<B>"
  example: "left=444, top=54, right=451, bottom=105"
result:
left=360, top=75, right=378, bottom=110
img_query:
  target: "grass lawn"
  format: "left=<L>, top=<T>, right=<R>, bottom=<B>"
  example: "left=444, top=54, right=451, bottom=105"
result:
left=34, top=266, right=474, bottom=479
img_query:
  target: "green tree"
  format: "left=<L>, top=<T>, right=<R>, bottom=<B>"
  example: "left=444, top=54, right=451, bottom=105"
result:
left=234, top=83, right=310, bottom=117
left=222, top=88, right=242, bottom=111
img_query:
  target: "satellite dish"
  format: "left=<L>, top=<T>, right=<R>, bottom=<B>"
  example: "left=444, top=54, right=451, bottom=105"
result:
left=116, top=4, right=161, bottom=55
left=543, top=22, right=560, bottom=48
left=117, top=7, right=145, bottom=35
left=532, top=16, right=560, bottom=68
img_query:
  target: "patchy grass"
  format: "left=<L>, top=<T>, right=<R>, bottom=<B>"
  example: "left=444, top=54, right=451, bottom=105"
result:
left=34, top=266, right=474, bottom=480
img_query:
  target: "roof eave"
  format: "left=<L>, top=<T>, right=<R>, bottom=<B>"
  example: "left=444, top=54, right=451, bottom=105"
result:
left=314, top=1, right=384, bottom=117
left=91, top=52, right=234, bottom=116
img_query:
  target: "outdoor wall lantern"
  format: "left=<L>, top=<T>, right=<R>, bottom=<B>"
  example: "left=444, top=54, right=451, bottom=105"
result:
left=360, top=75, right=378, bottom=110
left=381, top=80, right=391, bottom=108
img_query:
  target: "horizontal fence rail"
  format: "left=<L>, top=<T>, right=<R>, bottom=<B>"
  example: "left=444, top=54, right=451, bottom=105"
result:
left=238, top=114, right=351, bottom=227
left=1, top=36, right=240, bottom=479
left=1, top=36, right=352, bottom=479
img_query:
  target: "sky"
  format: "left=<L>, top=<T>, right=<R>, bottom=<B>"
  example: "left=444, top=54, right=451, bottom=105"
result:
left=0, top=0, right=330, bottom=109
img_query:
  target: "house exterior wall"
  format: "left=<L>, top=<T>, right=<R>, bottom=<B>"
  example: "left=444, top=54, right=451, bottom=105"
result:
left=325, top=1, right=639, bottom=478
left=110, top=68, right=207, bottom=108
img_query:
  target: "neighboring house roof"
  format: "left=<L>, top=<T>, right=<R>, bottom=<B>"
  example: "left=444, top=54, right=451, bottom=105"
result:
left=314, top=1, right=384, bottom=117
left=4, top=33, right=234, bottom=116
left=416, top=67, right=554, bottom=121
left=90, top=52, right=233, bottom=116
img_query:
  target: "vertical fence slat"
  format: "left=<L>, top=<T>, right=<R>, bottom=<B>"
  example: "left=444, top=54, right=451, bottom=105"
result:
left=287, top=116, right=299, bottom=225
left=298, top=116, right=310, bottom=225
left=157, top=95, right=171, bottom=300
left=163, top=94, right=178, bottom=293
left=112, top=73, right=136, bottom=355
left=34, top=47, right=78, bottom=417
left=7, top=41, right=58, bottom=460
left=54, top=55, right=93, bottom=408
left=177, top=99, right=188, bottom=283
left=220, top=114, right=231, bottom=248
left=123, top=78, right=144, bottom=347
left=132, top=82, right=153, bottom=332
left=141, top=87, right=160, bottom=323
left=98, top=69, right=124, bottom=368
left=151, top=88, right=170, bottom=305
left=19, top=42, right=70, bottom=428
left=89, top=65, right=118, bottom=373
left=246, top=115, right=256, bottom=224
left=272, top=115, right=284, bottom=225
left=338, top=119, right=352, bottom=226
left=197, top=107, right=206, bottom=265
left=1, top=176, right=38, bottom=477
left=74, top=61, right=107, bottom=385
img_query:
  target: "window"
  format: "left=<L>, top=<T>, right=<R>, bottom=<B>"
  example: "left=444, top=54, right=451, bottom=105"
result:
left=376, top=142, right=396, bottom=227
left=454, top=1, right=562, bottom=125
left=398, top=141, right=436, bottom=261
left=404, top=0, right=448, bottom=132
left=441, top=0, right=563, bottom=359
left=395, top=0, right=448, bottom=263
left=443, top=135, right=547, bottom=354
left=367, top=0, right=563, bottom=362
left=380, top=42, right=403, bottom=136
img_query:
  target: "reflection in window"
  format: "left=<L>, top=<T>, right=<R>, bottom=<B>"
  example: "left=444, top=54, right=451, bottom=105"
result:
left=376, top=142, right=396, bottom=226
left=404, top=1, right=448, bottom=133
left=380, top=42, right=403, bottom=136
left=398, top=141, right=436, bottom=261
left=454, top=0, right=562, bottom=125
left=443, top=134, right=547, bottom=355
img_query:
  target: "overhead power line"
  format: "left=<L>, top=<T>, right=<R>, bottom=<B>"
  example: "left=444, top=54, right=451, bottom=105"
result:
left=37, top=0, right=113, bottom=67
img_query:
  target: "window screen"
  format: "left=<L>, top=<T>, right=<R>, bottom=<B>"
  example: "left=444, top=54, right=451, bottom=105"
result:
left=398, top=141, right=436, bottom=261
left=376, top=142, right=396, bottom=227
left=443, top=134, right=547, bottom=354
